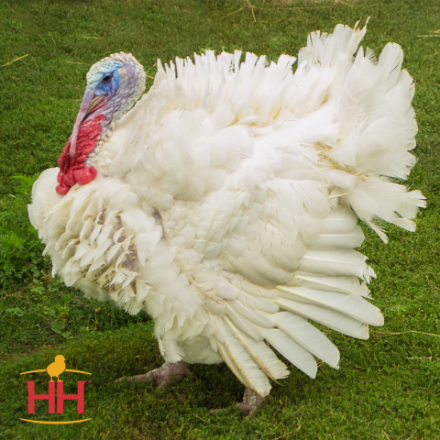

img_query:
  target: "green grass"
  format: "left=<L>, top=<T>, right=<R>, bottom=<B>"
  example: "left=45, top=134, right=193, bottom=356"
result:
left=1, top=0, right=440, bottom=438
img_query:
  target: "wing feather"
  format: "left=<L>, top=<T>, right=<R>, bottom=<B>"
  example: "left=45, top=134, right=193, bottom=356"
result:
left=265, top=329, right=317, bottom=379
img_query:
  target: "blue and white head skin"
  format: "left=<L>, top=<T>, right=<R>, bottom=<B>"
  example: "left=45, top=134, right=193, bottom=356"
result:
left=68, top=52, right=146, bottom=158
left=55, top=52, right=146, bottom=195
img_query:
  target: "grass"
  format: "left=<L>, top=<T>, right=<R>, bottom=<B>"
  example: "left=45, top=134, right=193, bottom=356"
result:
left=1, top=0, right=440, bottom=438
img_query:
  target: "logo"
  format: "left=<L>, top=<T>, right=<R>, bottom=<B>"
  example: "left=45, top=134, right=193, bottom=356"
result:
left=20, top=355, right=92, bottom=424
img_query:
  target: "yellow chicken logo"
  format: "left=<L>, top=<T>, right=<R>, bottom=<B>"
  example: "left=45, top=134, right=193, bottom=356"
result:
left=21, top=354, right=89, bottom=379
left=20, top=354, right=92, bottom=424
left=46, top=355, right=67, bottom=381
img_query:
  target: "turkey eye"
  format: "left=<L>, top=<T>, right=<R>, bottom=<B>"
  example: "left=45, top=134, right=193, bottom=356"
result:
left=102, top=75, right=111, bottom=83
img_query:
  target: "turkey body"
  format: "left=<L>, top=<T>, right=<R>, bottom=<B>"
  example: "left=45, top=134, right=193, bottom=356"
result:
left=29, top=23, right=425, bottom=398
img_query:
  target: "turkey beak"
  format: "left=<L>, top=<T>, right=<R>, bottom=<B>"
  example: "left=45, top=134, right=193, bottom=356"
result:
left=69, top=88, right=99, bottom=157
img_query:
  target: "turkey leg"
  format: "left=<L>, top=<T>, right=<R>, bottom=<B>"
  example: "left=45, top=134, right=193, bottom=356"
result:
left=211, top=388, right=266, bottom=416
left=115, top=360, right=195, bottom=391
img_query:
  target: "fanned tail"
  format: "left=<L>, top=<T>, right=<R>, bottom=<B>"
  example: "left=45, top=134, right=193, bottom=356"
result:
left=298, top=21, right=426, bottom=241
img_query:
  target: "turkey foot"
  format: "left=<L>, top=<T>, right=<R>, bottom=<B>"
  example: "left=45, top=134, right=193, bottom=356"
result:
left=210, top=388, right=266, bottom=417
left=115, top=361, right=195, bottom=391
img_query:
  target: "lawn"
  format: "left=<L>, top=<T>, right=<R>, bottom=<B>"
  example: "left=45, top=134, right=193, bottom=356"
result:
left=1, top=0, right=439, bottom=438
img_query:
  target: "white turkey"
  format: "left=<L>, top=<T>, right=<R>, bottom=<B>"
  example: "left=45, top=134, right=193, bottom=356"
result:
left=29, top=22, right=425, bottom=414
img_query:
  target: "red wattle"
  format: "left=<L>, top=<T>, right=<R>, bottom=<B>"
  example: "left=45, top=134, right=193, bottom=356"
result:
left=56, top=184, right=70, bottom=195
left=64, top=169, right=75, bottom=187
left=56, top=112, right=107, bottom=195
left=74, top=166, right=97, bottom=185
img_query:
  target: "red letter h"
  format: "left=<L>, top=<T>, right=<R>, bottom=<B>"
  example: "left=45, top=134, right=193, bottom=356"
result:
left=27, top=381, right=55, bottom=414
left=57, top=381, right=85, bottom=414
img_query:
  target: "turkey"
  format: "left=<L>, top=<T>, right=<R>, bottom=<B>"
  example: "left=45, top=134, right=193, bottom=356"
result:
left=29, top=21, right=425, bottom=414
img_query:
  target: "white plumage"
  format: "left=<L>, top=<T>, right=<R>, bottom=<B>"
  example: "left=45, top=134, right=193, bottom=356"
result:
left=29, top=22, right=425, bottom=399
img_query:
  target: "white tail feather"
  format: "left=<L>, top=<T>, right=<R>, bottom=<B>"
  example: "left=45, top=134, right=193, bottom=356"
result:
left=296, top=275, right=370, bottom=297
left=225, top=317, right=289, bottom=381
left=346, top=178, right=426, bottom=243
left=320, top=207, right=358, bottom=234
left=218, top=331, right=272, bottom=396
left=275, top=312, right=340, bottom=368
left=265, top=329, right=317, bottom=378
left=276, top=298, right=370, bottom=340
left=299, top=249, right=371, bottom=279
left=277, top=286, right=383, bottom=326
left=315, top=226, right=364, bottom=249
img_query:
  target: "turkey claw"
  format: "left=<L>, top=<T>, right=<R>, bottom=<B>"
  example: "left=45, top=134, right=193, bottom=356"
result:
left=115, top=360, right=195, bottom=390
left=210, top=388, right=266, bottom=417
